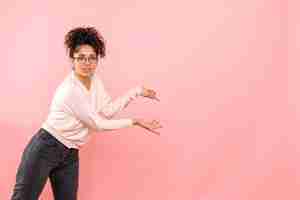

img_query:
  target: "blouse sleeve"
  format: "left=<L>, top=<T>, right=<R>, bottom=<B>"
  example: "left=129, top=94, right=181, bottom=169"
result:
left=96, top=78, right=143, bottom=119
left=65, top=86, right=134, bottom=132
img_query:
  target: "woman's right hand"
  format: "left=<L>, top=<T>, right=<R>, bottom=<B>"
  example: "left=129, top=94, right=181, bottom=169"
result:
left=132, top=118, right=162, bottom=136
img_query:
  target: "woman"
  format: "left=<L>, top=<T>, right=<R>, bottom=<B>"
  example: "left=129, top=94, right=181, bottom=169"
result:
left=10, top=26, right=162, bottom=200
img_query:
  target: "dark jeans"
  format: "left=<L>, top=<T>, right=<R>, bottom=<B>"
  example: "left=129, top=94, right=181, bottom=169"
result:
left=10, top=128, right=79, bottom=200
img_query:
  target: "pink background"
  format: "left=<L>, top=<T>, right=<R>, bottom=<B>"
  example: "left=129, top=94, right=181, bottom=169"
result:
left=1, top=0, right=294, bottom=199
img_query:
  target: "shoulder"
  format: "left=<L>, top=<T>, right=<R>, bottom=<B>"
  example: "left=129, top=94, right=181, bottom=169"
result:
left=53, top=76, right=81, bottom=104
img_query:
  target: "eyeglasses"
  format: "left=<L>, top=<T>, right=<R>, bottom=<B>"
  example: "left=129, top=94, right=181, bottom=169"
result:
left=73, top=56, right=98, bottom=64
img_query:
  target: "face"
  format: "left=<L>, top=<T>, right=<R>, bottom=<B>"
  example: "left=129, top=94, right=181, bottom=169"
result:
left=72, top=44, right=98, bottom=78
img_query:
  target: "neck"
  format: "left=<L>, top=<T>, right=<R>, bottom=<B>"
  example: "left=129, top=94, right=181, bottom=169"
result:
left=74, top=71, right=92, bottom=90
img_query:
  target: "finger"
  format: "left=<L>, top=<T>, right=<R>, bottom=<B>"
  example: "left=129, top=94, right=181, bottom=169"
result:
left=143, top=125, right=161, bottom=136
left=151, top=120, right=159, bottom=125
left=151, top=124, right=162, bottom=129
left=153, top=121, right=162, bottom=128
left=142, top=127, right=160, bottom=136
left=148, top=129, right=160, bottom=135
left=154, top=120, right=160, bottom=124
left=152, top=96, right=160, bottom=102
left=152, top=120, right=162, bottom=126
left=154, top=125, right=163, bottom=129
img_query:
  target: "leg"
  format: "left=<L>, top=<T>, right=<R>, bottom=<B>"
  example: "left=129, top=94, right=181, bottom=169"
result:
left=10, top=132, right=58, bottom=200
left=49, top=149, right=79, bottom=200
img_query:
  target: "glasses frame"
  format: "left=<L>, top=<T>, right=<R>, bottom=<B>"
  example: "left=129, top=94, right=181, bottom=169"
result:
left=73, top=56, right=99, bottom=64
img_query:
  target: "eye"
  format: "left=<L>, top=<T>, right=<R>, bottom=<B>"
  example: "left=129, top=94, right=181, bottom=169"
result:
left=89, top=57, right=98, bottom=63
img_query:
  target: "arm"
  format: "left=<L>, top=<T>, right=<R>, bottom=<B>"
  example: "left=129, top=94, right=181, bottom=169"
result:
left=97, top=79, right=143, bottom=119
left=66, top=88, right=135, bottom=132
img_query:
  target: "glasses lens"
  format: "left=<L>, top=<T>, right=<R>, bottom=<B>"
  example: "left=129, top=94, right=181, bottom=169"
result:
left=78, top=57, right=85, bottom=63
left=89, top=57, right=98, bottom=63
left=75, top=56, right=98, bottom=64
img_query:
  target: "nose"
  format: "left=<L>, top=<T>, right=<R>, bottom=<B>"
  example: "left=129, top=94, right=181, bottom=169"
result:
left=83, top=60, right=92, bottom=65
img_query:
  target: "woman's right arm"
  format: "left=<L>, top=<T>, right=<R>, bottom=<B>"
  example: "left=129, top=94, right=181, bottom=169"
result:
left=65, top=89, right=135, bottom=132
left=65, top=88, right=162, bottom=134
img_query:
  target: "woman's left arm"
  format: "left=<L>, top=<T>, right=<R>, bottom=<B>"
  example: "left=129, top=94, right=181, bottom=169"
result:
left=98, top=83, right=143, bottom=119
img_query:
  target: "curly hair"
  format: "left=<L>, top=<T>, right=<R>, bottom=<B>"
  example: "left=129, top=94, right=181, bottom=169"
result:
left=64, top=26, right=106, bottom=59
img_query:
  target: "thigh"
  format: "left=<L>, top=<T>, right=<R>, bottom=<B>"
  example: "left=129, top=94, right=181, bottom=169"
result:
left=49, top=149, right=79, bottom=200
left=10, top=131, right=58, bottom=200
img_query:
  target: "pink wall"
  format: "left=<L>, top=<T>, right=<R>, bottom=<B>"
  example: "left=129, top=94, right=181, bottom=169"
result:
left=1, top=0, right=294, bottom=199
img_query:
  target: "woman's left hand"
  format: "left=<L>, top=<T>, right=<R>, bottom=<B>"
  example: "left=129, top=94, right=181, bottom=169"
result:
left=141, top=86, right=160, bottom=101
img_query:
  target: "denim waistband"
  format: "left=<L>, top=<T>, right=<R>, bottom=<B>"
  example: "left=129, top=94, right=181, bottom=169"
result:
left=37, top=128, right=78, bottom=152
